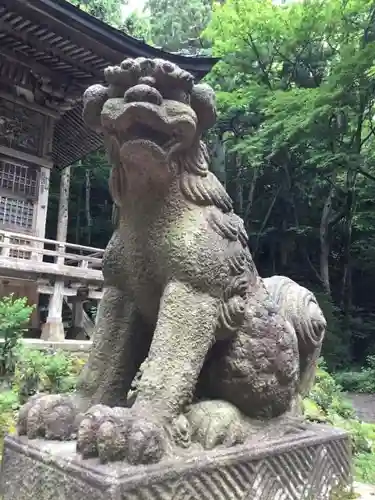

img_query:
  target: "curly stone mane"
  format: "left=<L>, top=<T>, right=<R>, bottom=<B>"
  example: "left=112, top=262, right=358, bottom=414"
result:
left=110, top=135, right=256, bottom=336
left=176, top=141, right=232, bottom=213
left=263, top=275, right=326, bottom=395
left=264, top=276, right=326, bottom=350
left=175, top=140, right=259, bottom=335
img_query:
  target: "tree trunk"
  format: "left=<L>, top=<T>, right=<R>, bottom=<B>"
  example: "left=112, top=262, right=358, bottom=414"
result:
left=341, top=185, right=355, bottom=315
left=235, top=160, right=244, bottom=216
left=85, top=169, right=92, bottom=246
left=211, top=136, right=227, bottom=187
left=320, top=188, right=334, bottom=296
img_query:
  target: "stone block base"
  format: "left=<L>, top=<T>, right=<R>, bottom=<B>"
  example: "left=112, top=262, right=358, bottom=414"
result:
left=1, top=424, right=352, bottom=500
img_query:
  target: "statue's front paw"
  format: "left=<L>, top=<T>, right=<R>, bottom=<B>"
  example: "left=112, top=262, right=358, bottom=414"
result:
left=77, top=404, right=167, bottom=464
left=18, top=393, right=81, bottom=440
left=187, top=400, right=247, bottom=450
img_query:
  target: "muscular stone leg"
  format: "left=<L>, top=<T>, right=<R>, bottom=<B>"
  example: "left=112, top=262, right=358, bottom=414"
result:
left=76, top=280, right=220, bottom=464
left=78, top=286, right=152, bottom=407
left=18, top=286, right=152, bottom=441
left=134, top=281, right=219, bottom=413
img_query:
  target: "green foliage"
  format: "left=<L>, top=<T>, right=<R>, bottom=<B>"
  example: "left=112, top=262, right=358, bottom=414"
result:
left=306, top=362, right=356, bottom=420
left=0, top=296, right=34, bottom=377
left=334, top=355, right=375, bottom=393
left=145, top=0, right=212, bottom=53
left=0, top=349, right=87, bottom=461
left=13, top=348, right=85, bottom=403
left=304, top=361, right=375, bottom=483
left=0, top=390, right=19, bottom=460
left=355, top=452, right=375, bottom=484
left=67, top=0, right=124, bottom=27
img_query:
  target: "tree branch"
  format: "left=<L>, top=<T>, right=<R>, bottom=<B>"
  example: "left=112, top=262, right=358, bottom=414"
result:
left=358, top=166, right=375, bottom=182
left=254, top=184, right=282, bottom=256
left=247, top=33, right=273, bottom=90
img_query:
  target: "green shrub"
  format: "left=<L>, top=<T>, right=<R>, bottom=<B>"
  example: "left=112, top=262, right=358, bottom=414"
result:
left=354, top=452, right=375, bottom=484
left=0, top=389, right=20, bottom=458
left=304, top=360, right=375, bottom=483
left=307, top=360, right=356, bottom=419
left=0, top=348, right=86, bottom=462
left=13, top=348, right=46, bottom=403
left=334, top=355, right=375, bottom=393
left=0, top=295, right=34, bottom=377
left=13, top=348, right=84, bottom=402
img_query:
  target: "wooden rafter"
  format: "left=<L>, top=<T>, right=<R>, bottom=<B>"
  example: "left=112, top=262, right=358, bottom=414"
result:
left=0, top=63, right=34, bottom=92
left=1, top=0, right=124, bottom=65
left=0, top=19, right=102, bottom=79
left=0, top=45, right=74, bottom=88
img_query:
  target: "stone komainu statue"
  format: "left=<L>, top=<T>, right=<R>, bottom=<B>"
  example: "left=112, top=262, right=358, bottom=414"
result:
left=17, top=58, right=326, bottom=465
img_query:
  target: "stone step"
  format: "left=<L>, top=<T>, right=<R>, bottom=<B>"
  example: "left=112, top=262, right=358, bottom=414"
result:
left=355, top=482, right=375, bottom=499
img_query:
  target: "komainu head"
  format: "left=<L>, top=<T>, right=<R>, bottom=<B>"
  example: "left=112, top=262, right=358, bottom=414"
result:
left=83, top=57, right=217, bottom=161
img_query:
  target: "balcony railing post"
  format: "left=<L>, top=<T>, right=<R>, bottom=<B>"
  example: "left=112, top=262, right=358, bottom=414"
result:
left=2, top=235, right=10, bottom=258
left=80, top=259, right=89, bottom=269
left=56, top=242, right=66, bottom=266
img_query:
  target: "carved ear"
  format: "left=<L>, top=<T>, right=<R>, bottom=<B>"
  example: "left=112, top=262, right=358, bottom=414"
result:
left=82, top=84, right=108, bottom=132
left=190, top=84, right=217, bottom=132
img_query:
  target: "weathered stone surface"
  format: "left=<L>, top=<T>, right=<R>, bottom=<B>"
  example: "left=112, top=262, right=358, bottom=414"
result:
left=1, top=424, right=351, bottom=500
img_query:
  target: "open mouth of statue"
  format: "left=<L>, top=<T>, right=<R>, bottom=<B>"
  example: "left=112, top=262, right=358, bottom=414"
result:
left=124, top=123, right=174, bottom=150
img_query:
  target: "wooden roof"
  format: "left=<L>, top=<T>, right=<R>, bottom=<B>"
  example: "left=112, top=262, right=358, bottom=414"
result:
left=0, top=0, right=218, bottom=168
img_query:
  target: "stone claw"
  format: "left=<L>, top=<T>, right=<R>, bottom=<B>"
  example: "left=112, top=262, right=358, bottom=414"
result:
left=76, top=404, right=167, bottom=465
left=17, top=394, right=80, bottom=440
left=186, top=400, right=247, bottom=450
left=125, top=415, right=166, bottom=465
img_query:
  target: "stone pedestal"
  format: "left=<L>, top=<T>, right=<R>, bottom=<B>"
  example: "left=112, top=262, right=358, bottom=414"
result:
left=1, top=424, right=352, bottom=500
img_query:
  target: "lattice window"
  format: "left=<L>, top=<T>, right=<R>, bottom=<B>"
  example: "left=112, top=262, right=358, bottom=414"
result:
left=0, top=233, right=32, bottom=260
left=9, top=237, right=32, bottom=260
left=0, top=161, right=38, bottom=198
left=0, top=196, right=34, bottom=231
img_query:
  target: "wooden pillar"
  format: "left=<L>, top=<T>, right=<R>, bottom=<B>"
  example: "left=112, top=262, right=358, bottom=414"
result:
left=41, top=166, right=71, bottom=341
left=56, top=166, right=71, bottom=244
left=34, top=167, right=50, bottom=239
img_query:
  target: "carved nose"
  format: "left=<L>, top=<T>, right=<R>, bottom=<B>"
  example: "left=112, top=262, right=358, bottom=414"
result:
left=124, top=84, right=162, bottom=105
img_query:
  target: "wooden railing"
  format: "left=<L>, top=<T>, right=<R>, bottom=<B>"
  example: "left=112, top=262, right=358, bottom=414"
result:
left=0, top=229, right=104, bottom=283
